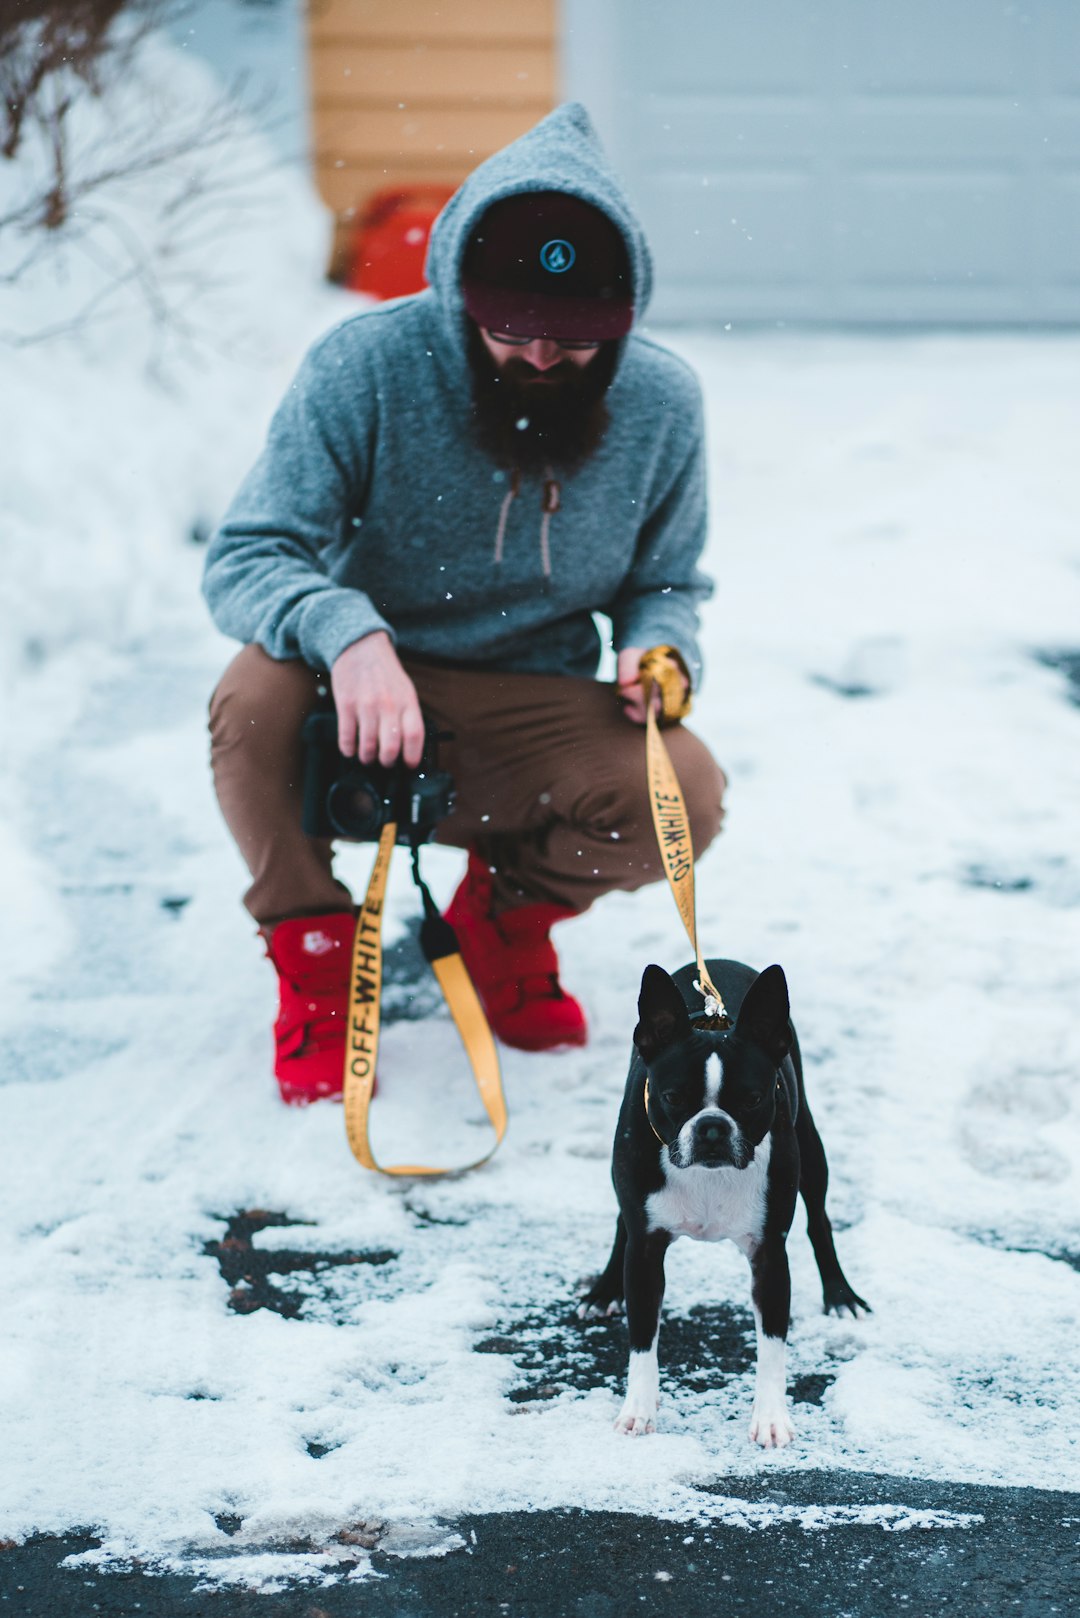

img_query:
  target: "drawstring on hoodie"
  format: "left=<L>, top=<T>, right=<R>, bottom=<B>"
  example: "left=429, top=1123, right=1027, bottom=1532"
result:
left=539, top=468, right=559, bottom=579
left=493, top=466, right=561, bottom=580
left=493, top=468, right=520, bottom=565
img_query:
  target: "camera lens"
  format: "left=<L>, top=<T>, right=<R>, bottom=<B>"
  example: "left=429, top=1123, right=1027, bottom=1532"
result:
left=327, top=779, right=384, bottom=839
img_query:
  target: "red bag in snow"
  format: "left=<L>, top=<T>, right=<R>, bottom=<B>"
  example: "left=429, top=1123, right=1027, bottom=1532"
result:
left=347, top=186, right=455, bottom=301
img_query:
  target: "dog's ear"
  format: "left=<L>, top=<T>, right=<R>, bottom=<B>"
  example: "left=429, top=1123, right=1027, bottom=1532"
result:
left=634, top=966, right=693, bottom=1062
left=734, top=965, right=792, bottom=1062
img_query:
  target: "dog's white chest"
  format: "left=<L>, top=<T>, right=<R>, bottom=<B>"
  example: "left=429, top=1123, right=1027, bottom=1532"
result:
left=645, top=1137, right=772, bottom=1245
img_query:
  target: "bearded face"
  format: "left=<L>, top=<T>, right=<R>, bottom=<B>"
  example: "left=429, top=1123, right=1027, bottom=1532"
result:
left=465, top=323, right=617, bottom=475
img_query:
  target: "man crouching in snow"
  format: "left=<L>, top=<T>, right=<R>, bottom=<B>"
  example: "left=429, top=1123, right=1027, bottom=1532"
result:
left=201, top=103, right=726, bottom=1105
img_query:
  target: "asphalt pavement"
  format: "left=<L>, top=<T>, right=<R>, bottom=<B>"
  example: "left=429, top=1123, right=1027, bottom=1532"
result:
left=4, top=1471, right=1077, bottom=1618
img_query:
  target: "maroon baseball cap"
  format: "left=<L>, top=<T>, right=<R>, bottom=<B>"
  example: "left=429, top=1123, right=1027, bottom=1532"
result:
left=462, top=191, right=634, bottom=341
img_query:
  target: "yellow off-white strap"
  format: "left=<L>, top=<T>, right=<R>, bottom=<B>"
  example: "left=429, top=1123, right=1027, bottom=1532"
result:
left=638, top=647, right=728, bottom=1021
left=430, top=952, right=506, bottom=1150
left=342, top=823, right=508, bottom=1177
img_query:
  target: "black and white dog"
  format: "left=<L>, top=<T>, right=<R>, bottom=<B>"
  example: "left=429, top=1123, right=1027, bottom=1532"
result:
left=582, top=959, right=868, bottom=1446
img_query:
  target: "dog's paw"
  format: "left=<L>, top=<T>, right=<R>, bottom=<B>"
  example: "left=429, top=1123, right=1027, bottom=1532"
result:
left=614, top=1402, right=657, bottom=1436
left=616, top=1349, right=659, bottom=1433
left=576, top=1296, right=623, bottom=1321
left=576, top=1278, right=624, bottom=1321
left=823, top=1278, right=871, bottom=1318
left=749, top=1398, right=795, bottom=1449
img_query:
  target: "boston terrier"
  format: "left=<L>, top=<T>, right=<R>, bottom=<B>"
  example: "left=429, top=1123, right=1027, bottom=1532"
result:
left=582, top=958, right=868, bottom=1446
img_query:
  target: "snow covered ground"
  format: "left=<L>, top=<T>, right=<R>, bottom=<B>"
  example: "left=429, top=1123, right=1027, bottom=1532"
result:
left=2, top=28, right=1080, bottom=1600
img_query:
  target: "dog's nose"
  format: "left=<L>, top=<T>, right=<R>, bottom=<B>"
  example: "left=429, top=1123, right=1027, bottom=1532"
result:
left=693, top=1114, right=733, bottom=1158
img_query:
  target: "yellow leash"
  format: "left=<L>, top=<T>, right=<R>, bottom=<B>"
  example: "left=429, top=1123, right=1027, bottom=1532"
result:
left=638, top=646, right=730, bottom=1145
left=637, top=646, right=729, bottom=1026
left=342, top=823, right=507, bottom=1176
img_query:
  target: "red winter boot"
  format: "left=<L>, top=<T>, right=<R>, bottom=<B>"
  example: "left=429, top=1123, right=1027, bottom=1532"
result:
left=445, top=853, right=587, bottom=1052
left=262, top=913, right=355, bottom=1105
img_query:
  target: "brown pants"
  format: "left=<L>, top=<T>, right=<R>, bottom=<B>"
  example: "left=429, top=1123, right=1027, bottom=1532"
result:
left=208, top=645, right=726, bottom=926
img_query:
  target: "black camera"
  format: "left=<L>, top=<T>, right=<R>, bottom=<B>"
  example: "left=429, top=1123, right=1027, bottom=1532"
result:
left=301, top=711, right=455, bottom=845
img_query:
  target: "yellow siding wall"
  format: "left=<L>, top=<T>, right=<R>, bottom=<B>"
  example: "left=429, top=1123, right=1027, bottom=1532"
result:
left=306, top=0, right=557, bottom=279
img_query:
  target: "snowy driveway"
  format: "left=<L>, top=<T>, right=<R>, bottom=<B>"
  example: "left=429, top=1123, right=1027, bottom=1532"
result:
left=3, top=333, right=1079, bottom=1598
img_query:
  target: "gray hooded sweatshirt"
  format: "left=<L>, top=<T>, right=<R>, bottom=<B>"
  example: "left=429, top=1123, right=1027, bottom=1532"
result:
left=202, top=103, right=713, bottom=685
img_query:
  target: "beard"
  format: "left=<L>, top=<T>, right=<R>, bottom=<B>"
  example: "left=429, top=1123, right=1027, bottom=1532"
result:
left=466, top=324, right=616, bottom=475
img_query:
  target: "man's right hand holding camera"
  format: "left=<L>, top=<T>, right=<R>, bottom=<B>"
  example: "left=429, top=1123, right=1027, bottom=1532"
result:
left=331, top=631, right=426, bottom=769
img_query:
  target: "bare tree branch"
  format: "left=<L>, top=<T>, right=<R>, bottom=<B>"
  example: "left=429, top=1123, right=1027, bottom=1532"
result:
left=0, top=0, right=288, bottom=364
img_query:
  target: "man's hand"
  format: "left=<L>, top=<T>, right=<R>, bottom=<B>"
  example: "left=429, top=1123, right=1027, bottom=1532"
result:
left=616, top=646, right=690, bottom=725
left=330, top=631, right=425, bottom=767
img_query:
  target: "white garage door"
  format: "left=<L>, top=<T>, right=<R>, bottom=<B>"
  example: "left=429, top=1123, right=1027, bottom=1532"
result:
left=563, top=0, right=1080, bottom=324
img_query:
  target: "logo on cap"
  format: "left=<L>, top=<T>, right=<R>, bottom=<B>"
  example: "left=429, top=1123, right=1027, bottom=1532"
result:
left=540, top=239, right=575, bottom=274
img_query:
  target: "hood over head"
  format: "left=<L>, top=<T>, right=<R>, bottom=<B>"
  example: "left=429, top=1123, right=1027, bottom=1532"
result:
left=424, top=103, right=653, bottom=365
